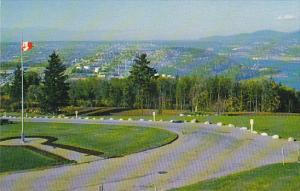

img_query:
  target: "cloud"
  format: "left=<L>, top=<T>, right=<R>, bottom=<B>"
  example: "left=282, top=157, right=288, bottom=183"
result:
left=277, top=14, right=296, bottom=20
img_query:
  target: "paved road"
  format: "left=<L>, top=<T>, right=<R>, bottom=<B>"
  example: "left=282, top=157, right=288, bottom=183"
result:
left=1, top=118, right=299, bottom=191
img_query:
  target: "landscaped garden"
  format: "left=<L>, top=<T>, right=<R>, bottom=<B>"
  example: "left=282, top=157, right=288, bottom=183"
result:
left=0, top=122, right=177, bottom=172
left=0, top=122, right=177, bottom=158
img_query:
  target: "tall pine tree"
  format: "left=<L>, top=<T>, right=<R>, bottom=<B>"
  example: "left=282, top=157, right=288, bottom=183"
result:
left=42, top=52, right=69, bottom=113
left=129, top=53, right=157, bottom=109
left=10, top=64, right=22, bottom=103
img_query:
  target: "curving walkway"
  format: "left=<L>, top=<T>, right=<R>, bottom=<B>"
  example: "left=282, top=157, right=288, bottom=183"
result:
left=0, top=118, right=299, bottom=191
left=0, top=138, right=103, bottom=163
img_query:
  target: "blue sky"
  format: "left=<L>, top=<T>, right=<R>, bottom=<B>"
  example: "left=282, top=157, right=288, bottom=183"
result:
left=1, top=0, right=300, bottom=40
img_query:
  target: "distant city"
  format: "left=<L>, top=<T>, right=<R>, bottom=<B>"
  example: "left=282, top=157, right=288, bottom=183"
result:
left=1, top=30, right=300, bottom=89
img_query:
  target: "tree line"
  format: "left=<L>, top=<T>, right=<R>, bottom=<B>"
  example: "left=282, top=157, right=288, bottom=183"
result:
left=1, top=52, right=69, bottom=114
left=1, top=52, right=300, bottom=114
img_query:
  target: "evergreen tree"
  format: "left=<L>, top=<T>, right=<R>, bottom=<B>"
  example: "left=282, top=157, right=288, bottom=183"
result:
left=25, top=71, right=40, bottom=86
left=129, top=53, right=157, bottom=109
left=42, top=52, right=69, bottom=113
left=10, top=64, right=23, bottom=103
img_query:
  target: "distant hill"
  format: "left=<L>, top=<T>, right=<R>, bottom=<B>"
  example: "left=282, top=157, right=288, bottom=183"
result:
left=200, top=30, right=300, bottom=44
left=1, top=27, right=299, bottom=43
left=1, top=30, right=299, bottom=90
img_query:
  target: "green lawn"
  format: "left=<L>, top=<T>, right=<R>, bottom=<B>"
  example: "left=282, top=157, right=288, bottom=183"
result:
left=0, top=146, right=72, bottom=173
left=203, top=115, right=300, bottom=140
left=95, top=114, right=300, bottom=140
left=0, top=122, right=177, bottom=157
left=171, top=163, right=300, bottom=191
left=2, top=112, right=299, bottom=140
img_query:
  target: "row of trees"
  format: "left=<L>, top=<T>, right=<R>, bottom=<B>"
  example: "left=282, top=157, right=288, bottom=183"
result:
left=1, top=53, right=300, bottom=113
left=1, top=52, right=69, bottom=113
left=66, top=75, right=300, bottom=113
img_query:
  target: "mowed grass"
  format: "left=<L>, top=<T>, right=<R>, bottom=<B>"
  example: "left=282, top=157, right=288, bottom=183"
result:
left=2, top=111, right=299, bottom=140
left=171, top=163, right=300, bottom=191
left=98, top=114, right=300, bottom=140
left=0, top=122, right=177, bottom=157
left=0, top=146, right=72, bottom=173
left=201, top=115, right=300, bottom=140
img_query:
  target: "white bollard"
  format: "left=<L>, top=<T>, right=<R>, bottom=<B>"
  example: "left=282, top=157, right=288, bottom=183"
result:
left=261, top=132, right=268, bottom=136
left=190, top=119, right=197, bottom=123
left=228, top=124, right=235, bottom=128
left=240, top=127, right=247, bottom=130
left=152, top=111, right=156, bottom=122
left=288, top=137, right=295, bottom=142
left=272, top=135, right=279, bottom=139
left=282, top=147, right=285, bottom=165
left=250, top=119, right=254, bottom=133
left=217, top=122, right=222, bottom=126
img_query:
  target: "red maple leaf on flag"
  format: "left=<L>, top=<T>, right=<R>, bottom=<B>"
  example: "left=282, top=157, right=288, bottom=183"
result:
left=22, top=41, right=33, bottom=51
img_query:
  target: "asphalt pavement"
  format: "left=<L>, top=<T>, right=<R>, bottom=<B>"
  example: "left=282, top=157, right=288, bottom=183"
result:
left=0, top=117, right=299, bottom=191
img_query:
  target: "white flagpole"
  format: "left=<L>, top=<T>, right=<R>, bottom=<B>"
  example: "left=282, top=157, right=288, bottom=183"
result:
left=21, top=33, right=25, bottom=143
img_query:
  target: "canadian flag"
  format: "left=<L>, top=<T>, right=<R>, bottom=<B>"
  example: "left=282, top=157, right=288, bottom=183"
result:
left=22, top=41, right=33, bottom=51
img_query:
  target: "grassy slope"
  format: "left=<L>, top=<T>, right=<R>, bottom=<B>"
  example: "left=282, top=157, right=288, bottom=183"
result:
left=171, top=163, right=300, bottom=191
left=205, top=115, right=300, bottom=140
left=1, top=112, right=299, bottom=139
left=0, top=146, right=72, bottom=173
left=95, top=114, right=300, bottom=140
left=0, top=122, right=177, bottom=157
